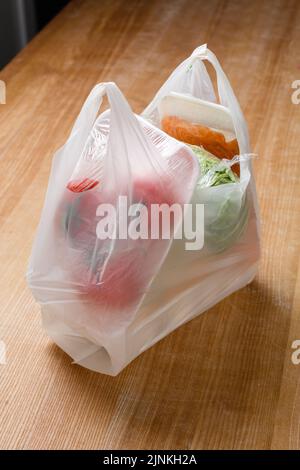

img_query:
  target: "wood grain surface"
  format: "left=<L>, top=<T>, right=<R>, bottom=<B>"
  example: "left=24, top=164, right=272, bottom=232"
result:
left=0, top=0, right=299, bottom=450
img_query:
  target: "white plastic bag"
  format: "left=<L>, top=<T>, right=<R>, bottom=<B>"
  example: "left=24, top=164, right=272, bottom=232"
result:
left=27, top=45, right=260, bottom=376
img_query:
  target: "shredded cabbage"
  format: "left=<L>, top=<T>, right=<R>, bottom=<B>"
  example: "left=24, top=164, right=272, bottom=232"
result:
left=189, top=144, right=248, bottom=252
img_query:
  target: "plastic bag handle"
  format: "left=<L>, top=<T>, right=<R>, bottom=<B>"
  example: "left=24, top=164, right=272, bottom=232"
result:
left=189, top=44, right=250, bottom=154
left=71, top=81, right=139, bottom=141
left=63, top=81, right=152, bottom=179
left=63, top=81, right=174, bottom=189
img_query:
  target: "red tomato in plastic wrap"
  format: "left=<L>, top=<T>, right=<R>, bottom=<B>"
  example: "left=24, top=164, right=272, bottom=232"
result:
left=79, top=251, right=146, bottom=309
left=56, top=176, right=178, bottom=309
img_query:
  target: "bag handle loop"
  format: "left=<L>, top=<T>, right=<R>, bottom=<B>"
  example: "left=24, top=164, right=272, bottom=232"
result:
left=63, top=82, right=158, bottom=181
left=71, top=81, right=139, bottom=143
left=189, top=44, right=250, bottom=154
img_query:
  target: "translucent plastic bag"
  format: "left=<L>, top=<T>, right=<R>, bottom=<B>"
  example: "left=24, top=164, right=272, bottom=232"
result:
left=27, top=82, right=199, bottom=374
left=142, top=44, right=260, bottom=316
left=27, top=45, right=260, bottom=376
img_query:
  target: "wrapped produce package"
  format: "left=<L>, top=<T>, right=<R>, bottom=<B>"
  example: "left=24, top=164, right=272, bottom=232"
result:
left=27, top=45, right=260, bottom=375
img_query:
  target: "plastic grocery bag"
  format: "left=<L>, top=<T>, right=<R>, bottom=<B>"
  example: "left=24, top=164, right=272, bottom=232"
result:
left=27, top=82, right=199, bottom=375
left=27, top=45, right=260, bottom=376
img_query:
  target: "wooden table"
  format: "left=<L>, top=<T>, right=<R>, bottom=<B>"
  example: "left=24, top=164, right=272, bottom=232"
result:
left=0, top=0, right=299, bottom=450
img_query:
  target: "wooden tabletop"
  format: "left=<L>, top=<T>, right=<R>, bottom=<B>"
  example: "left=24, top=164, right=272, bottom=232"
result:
left=0, top=0, right=299, bottom=450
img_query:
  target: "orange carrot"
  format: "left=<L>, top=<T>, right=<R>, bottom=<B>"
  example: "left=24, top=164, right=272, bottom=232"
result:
left=162, top=115, right=240, bottom=175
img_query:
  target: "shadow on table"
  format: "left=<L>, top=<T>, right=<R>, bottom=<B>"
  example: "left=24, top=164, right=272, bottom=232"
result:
left=47, top=278, right=290, bottom=449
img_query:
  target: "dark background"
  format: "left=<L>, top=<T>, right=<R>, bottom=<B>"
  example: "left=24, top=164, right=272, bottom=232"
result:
left=0, top=0, right=69, bottom=70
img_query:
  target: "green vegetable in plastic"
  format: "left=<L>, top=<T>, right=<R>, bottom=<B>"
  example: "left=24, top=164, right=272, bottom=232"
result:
left=188, top=144, right=238, bottom=187
left=189, top=144, right=248, bottom=252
